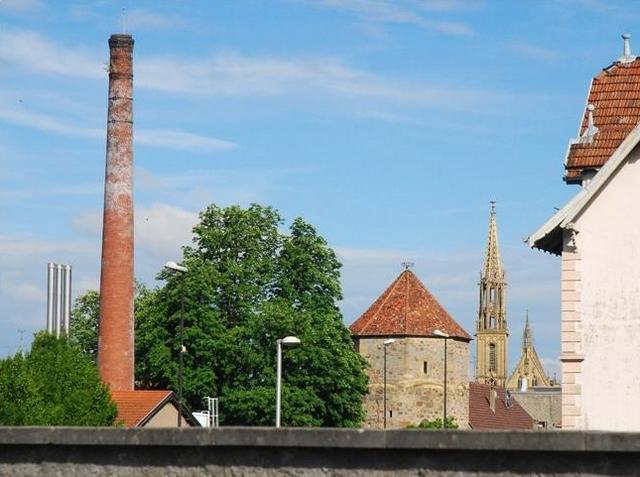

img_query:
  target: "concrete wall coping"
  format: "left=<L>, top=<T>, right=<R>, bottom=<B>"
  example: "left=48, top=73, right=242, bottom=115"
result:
left=1, top=427, right=640, bottom=453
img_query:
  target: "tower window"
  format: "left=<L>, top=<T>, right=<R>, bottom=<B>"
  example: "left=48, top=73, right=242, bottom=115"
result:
left=489, top=343, right=496, bottom=371
left=389, top=410, right=393, bottom=418
left=423, top=361, right=428, bottom=374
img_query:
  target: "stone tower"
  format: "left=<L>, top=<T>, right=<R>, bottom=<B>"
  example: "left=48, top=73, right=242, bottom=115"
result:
left=98, top=34, right=135, bottom=391
left=475, top=202, right=508, bottom=387
left=506, top=312, right=552, bottom=390
left=350, top=268, right=471, bottom=429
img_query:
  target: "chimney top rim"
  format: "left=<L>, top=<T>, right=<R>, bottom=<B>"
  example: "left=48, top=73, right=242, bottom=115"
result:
left=109, top=34, right=134, bottom=48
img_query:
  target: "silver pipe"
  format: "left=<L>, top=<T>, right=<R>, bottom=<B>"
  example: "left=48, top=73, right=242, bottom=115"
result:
left=64, top=265, right=72, bottom=335
left=55, top=264, right=63, bottom=338
left=47, top=263, right=55, bottom=333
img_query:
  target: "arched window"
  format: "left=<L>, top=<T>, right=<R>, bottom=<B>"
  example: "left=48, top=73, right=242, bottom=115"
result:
left=489, top=343, right=496, bottom=372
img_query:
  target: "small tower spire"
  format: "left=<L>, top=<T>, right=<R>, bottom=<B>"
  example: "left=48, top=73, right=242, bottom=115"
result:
left=483, top=201, right=504, bottom=283
left=523, top=310, right=533, bottom=350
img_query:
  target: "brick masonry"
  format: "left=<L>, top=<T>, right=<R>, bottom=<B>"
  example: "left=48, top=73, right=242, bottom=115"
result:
left=98, top=34, right=135, bottom=391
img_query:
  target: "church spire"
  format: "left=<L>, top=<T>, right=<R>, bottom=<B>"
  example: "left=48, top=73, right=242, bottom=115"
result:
left=483, top=201, right=505, bottom=284
left=475, top=201, right=509, bottom=387
left=523, top=310, right=533, bottom=349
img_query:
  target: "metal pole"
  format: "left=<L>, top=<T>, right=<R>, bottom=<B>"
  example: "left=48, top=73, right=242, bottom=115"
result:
left=55, top=264, right=63, bottom=338
left=383, top=344, right=388, bottom=429
left=443, top=338, right=448, bottom=428
left=178, top=290, right=185, bottom=427
left=63, top=265, right=72, bottom=335
left=276, top=339, right=283, bottom=427
left=47, top=263, right=54, bottom=333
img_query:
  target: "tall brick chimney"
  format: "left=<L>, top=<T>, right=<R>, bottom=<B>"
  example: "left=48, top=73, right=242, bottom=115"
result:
left=98, top=34, right=135, bottom=391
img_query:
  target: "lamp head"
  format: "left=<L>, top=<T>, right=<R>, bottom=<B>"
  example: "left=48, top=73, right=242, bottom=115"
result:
left=281, top=336, right=301, bottom=347
left=164, top=261, right=188, bottom=273
left=383, top=338, right=396, bottom=346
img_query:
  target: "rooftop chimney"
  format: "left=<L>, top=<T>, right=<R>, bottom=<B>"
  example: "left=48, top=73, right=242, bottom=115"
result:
left=619, top=33, right=635, bottom=63
left=489, top=387, right=497, bottom=413
left=98, top=34, right=135, bottom=391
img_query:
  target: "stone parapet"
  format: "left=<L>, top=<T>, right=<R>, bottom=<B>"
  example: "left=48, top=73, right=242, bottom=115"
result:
left=2, top=427, right=640, bottom=476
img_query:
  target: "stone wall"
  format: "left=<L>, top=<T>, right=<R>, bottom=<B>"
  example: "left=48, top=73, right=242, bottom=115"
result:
left=356, top=336, right=468, bottom=428
left=1, top=427, right=640, bottom=476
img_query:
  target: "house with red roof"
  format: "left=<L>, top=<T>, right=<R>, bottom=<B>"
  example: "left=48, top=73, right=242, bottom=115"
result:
left=111, top=390, right=200, bottom=427
left=350, top=268, right=472, bottom=429
left=468, top=383, right=533, bottom=430
left=529, top=34, right=640, bottom=431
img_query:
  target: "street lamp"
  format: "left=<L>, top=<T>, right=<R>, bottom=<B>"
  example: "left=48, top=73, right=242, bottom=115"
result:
left=164, top=260, right=188, bottom=427
left=276, top=336, right=301, bottom=428
left=383, top=338, right=396, bottom=429
left=433, top=329, right=449, bottom=428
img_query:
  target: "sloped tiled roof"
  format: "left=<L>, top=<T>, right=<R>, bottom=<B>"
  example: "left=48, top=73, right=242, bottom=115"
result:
left=349, top=270, right=471, bottom=340
left=111, top=390, right=174, bottom=427
left=468, top=382, right=533, bottom=430
left=565, top=59, right=640, bottom=183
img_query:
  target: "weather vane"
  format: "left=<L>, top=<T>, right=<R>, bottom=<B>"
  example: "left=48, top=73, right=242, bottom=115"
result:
left=401, top=261, right=414, bottom=270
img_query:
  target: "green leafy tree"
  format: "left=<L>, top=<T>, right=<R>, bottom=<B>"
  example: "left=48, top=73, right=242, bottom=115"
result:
left=70, top=290, right=100, bottom=359
left=134, top=204, right=368, bottom=426
left=70, top=281, right=150, bottom=361
left=407, top=417, right=459, bottom=429
left=0, top=333, right=117, bottom=426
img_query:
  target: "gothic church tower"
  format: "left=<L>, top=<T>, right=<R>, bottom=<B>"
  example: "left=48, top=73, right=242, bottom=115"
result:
left=476, top=202, right=508, bottom=387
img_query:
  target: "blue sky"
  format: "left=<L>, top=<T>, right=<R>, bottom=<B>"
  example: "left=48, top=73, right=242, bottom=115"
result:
left=1, top=0, right=636, bottom=378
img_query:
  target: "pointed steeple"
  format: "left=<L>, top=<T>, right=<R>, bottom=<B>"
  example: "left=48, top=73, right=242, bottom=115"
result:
left=506, top=313, right=555, bottom=390
left=483, top=201, right=505, bottom=284
left=522, top=310, right=533, bottom=350
left=476, top=201, right=508, bottom=387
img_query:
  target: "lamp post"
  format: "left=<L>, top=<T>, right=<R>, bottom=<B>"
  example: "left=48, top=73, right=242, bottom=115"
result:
left=383, top=338, right=396, bottom=429
left=433, top=329, right=449, bottom=428
left=276, top=336, right=301, bottom=428
left=164, top=261, right=188, bottom=427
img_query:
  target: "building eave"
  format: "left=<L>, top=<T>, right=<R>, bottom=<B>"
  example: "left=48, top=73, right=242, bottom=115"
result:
left=528, top=122, right=640, bottom=254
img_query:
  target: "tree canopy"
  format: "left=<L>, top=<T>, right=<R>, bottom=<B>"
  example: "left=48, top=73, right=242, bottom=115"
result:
left=136, top=204, right=368, bottom=426
left=71, top=204, right=368, bottom=427
left=0, top=333, right=117, bottom=426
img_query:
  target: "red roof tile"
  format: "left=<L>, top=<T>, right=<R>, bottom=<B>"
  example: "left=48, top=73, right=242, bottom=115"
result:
left=468, top=382, right=533, bottom=430
left=349, top=270, right=471, bottom=340
left=111, top=390, right=173, bottom=427
left=565, top=59, right=640, bottom=183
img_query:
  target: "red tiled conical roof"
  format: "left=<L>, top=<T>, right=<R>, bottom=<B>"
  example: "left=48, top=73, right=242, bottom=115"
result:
left=349, top=270, right=471, bottom=340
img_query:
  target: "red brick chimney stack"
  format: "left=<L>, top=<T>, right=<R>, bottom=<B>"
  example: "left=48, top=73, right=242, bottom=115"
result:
left=98, top=34, right=135, bottom=391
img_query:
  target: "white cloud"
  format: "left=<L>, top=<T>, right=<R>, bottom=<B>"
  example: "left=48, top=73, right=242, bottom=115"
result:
left=71, top=203, right=198, bottom=262
left=0, top=28, right=103, bottom=78
left=419, top=0, right=483, bottom=12
left=136, top=203, right=198, bottom=258
left=0, top=0, right=42, bottom=12
left=136, top=129, right=238, bottom=152
left=0, top=94, right=236, bottom=152
left=124, top=8, right=187, bottom=31
left=510, top=41, right=559, bottom=63
left=307, top=0, right=474, bottom=35
left=0, top=281, right=44, bottom=302
left=0, top=28, right=502, bottom=112
left=540, top=356, right=561, bottom=381
left=136, top=52, right=495, bottom=109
